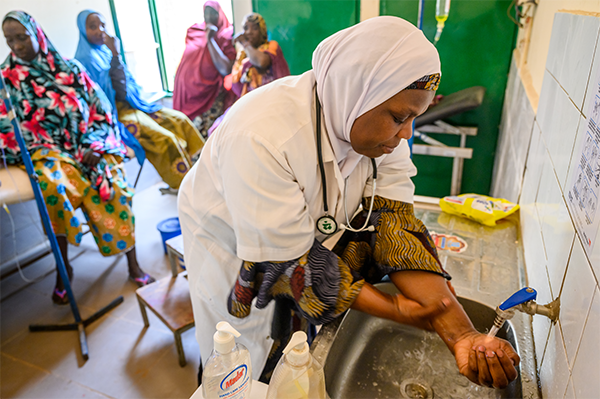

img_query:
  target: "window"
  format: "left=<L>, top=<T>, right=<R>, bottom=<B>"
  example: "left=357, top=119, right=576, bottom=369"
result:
left=110, top=0, right=233, bottom=95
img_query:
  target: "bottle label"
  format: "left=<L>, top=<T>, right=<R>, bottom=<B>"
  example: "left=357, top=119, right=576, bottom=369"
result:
left=218, top=364, right=250, bottom=398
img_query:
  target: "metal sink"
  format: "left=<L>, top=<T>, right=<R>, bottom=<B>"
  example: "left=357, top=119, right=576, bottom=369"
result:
left=322, top=283, right=519, bottom=399
left=311, top=204, right=540, bottom=399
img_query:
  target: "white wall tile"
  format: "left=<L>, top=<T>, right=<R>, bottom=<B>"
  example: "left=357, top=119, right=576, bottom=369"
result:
left=581, top=18, right=600, bottom=119
left=540, top=322, right=571, bottom=399
left=537, top=70, right=582, bottom=188
left=545, top=13, right=571, bottom=84
left=563, top=115, right=589, bottom=192
left=496, top=144, right=522, bottom=203
left=511, top=99, right=536, bottom=176
left=550, top=13, right=600, bottom=111
left=571, top=288, right=600, bottom=399
left=563, top=377, right=576, bottom=399
left=589, top=221, right=600, bottom=282
left=500, top=13, right=600, bottom=398
left=491, top=127, right=511, bottom=199
left=535, top=164, right=571, bottom=292
left=510, top=70, right=527, bottom=123
left=505, top=58, right=519, bottom=115
left=560, top=238, right=596, bottom=368
left=521, top=196, right=553, bottom=365
left=537, top=154, right=576, bottom=296
left=533, top=320, right=553, bottom=373
left=521, top=122, right=545, bottom=206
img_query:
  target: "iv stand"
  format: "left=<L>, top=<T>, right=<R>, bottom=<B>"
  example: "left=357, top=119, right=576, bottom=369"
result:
left=408, top=0, right=427, bottom=156
left=1, top=77, right=123, bottom=361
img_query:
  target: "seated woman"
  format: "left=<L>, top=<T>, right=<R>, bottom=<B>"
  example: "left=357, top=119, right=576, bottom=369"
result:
left=172, top=1, right=236, bottom=139
left=74, top=10, right=203, bottom=191
left=231, top=13, right=290, bottom=97
left=207, top=13, right=290, bottom=136
left=1, top=11, right=155, bottom=305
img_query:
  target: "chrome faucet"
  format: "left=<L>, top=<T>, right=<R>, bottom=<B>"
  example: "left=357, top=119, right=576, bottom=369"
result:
left=488, top=287, right=560, bottom=337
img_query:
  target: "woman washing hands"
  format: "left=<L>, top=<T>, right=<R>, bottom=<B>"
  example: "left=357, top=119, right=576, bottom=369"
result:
left=179, top=16, right=519, bottom=388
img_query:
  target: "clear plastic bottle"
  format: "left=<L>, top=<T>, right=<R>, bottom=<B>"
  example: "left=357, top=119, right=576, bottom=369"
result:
left=202, top=321, right=252, bottom=399
left=266, top=331, right=326, bottom=399
left=434, top=0, right=451, bottom=44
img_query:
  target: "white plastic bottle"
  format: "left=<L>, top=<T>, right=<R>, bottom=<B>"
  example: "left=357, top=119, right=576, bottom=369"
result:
left=266, top=331, right=326, bottom=399
left=202, top=321, right=252, bottom=399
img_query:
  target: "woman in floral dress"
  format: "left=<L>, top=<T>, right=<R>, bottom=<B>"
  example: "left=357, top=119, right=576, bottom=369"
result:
left=1, top=11, right=155, bottom=304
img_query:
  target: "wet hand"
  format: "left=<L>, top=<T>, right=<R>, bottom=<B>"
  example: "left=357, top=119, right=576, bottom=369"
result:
left=392, top=292, right=451, bottom=330
left=454, top=332, right=520, bottom=389
left=82, top=150, right=101, bottom=167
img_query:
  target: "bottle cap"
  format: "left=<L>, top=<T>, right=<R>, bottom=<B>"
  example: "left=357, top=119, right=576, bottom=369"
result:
left=213, top=321, right=240, bottom=354
left=283, top=331, right=310, bottom=367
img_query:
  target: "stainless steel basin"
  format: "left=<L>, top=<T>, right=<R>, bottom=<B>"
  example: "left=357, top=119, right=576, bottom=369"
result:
left=311, top=205, right=540, bottom=399
left=321, top=282, right=519, bottom=399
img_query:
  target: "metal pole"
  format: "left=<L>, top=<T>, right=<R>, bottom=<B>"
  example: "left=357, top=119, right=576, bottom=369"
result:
left=417, top=0, right=425, bottom=30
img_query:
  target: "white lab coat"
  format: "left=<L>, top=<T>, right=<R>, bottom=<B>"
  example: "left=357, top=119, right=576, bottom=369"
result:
left=178, top=71, right=417, bottom=378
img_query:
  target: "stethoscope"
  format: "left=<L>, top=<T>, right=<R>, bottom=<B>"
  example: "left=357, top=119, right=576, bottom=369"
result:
left=315, top=90, right=377, bottom=236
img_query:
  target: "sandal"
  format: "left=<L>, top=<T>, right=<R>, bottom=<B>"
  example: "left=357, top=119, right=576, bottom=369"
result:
left=52, top=288, right=69, bottom=305
left=129, top=273, right=156, bottom=288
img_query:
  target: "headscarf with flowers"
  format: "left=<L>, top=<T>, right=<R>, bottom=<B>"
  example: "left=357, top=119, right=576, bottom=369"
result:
left=0, top=11, right=127, bottom=201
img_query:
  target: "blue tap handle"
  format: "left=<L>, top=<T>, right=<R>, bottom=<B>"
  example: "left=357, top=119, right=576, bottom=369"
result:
left=499, top=287, right=537, bottom=311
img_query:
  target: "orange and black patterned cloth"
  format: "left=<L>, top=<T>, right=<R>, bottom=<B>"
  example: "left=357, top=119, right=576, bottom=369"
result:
left=228, top=195, right=450, bottom=381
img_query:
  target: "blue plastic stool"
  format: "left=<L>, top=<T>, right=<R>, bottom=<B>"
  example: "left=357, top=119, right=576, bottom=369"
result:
left=157, top=217, right=181, bottom=255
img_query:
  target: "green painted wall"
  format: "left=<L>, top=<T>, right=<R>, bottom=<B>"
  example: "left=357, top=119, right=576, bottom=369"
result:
left=252, top=0, right=516, bottom=197
left=252, top=0, right=359, bottom=75
left=381, top=0, right=517, bottom=197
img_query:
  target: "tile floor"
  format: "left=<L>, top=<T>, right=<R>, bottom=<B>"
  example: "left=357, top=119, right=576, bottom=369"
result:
left=1, top=162, right=201, bottom=399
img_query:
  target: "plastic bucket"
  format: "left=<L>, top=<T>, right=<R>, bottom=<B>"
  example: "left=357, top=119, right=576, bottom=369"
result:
left=157, top=217, right=181, bottom=254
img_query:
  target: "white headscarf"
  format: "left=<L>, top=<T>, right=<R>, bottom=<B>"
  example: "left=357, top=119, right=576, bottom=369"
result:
left=312, top=16, right=441, bottom=178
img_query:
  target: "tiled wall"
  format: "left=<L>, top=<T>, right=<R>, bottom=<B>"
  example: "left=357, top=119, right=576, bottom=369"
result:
left=492, top=12, right=600, bottom=399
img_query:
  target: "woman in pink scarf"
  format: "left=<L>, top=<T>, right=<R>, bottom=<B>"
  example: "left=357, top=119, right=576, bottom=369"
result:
left=172, top=1, right=235, bottom=139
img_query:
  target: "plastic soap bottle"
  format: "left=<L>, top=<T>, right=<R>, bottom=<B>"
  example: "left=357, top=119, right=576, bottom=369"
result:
left=202, top=321, right=252, bottom=399
left=266, top=331, right=326, bottom=399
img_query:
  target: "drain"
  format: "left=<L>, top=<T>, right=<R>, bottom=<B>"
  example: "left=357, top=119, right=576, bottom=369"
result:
left=399, top=379, right=434, bottom=399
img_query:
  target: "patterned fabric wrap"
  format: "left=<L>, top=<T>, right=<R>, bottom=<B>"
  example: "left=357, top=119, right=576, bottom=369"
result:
left=352, top=195, right=451, bottom=281
left=0, top=11, right=127, bottom=202
left=228, top=239, right=365, bottom=326
left=404, top=73, right=441, bottom=91
left=231, top=40, right=290, bottom=98
left=228, top=196, right=450, bottom=380
left=33, top=148, right=135, bottom=255
left=116, top=102, right=204, bottom=189
left=193, top=87, right=227, bottom=140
